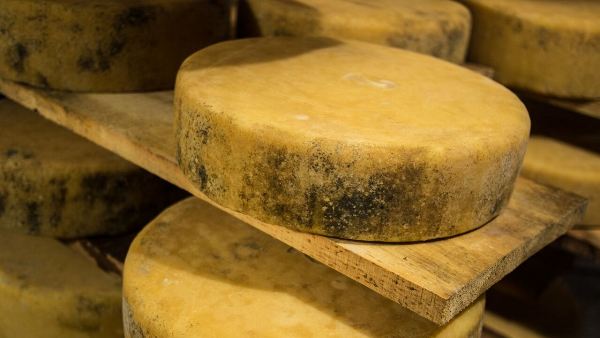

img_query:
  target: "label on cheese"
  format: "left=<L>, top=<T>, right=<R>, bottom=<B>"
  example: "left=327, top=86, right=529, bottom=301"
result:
left=0, top=230, right=122, bottom=338
left=238, top=0, right=472, bottom=63
left=462, top=0, right=600, bottom=99
left=175, top=37, right=530, bottom=242
left=522, top=136, right=600, bottom=226
left=0, top=0, right=229, bottom=92
left=123, top=197, right=485, bottom=338
left=0, top=100, right=185, bottom=238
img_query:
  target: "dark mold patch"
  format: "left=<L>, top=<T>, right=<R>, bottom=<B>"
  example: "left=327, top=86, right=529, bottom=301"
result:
left=49, top=178, right=67, bottom=228
left=234, top=143, right=450, bottom=239
left=25, top=202, right=40, bottom=234
left=6, top=43, right=28, bottom=73
left=5, top=148, right=18, bottom=158
left=78, top=6, right=156, bottom=74
left=115, top=6, right=157, bottom=30
left=197, top=165, right=208, bottom=190
left=0, top=192, right=6, bottom=216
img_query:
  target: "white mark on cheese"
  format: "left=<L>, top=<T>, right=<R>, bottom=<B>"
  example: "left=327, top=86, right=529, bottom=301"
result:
left=342, top=73, right=396, bottom=89
left=294, top=114, right=310, bottom=121
left=162, top=278, right=177, bottom=286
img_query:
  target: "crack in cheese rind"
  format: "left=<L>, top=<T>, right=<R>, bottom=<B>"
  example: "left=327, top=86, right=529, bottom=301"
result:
left=0, top=0, right=229, bottom=92
left=0, top=100, right=184, bottom=238
left=462, top=0, right=600, bottom=99
left=0, top=230, right=122, bottom=338
left=123, top=197, right=485, bottom=337
left=238, top=0, right=471, bottom=63
left=522, top=136, right=600, bottom=226
left=175, top=37, right=530, bottom=242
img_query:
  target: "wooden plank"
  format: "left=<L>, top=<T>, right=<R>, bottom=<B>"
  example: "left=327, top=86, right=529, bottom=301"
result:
left=0, top=79, right=586, bottom=325
left=522, top=92, right=600, bottom=120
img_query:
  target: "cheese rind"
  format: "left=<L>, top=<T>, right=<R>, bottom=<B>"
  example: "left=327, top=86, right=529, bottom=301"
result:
left=0, top=230, right=122, bottom=338
left=175, top=37, right=530, bottom=241
left=0, top=100, right=184, bottom=238
left=0, top=0, right=228, bottom=92
left=123, top=197, right=485, bottom=338
left=462, top=0, right=600, bottom=99
left=238, top=0, right=471, bottom=63
left=522, top=136, right=600, bottom=226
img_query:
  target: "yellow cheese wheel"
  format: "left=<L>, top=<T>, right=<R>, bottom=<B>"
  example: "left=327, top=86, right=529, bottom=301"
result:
left=462, top=0, right=600, bottom=99
left=0, top=100, right=184, bottom=238
left=123, top=197, right=485, bottom=338
left=0, top=230, right=122, bottom=338
left=0, top=0, right=229, bottom=92
left=238, top=0, right=471, bottom=63
left=522, top=136, right=600, bottom=226
left=175, top=37, right=530, bottom=242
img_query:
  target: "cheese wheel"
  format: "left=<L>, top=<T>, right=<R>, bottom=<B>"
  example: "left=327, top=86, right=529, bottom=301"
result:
left=238, top=0, right=471, bottom=63
left=522, top=136, right=600, bottom=226
left=0, top=0, right=229, bottom=92
left=462, top=0, right=600, bottom=99
left=123, top=197, right=485, bottom=338
left=175, top=37, right=530, bottom=242
left=0, top=230, right=122, bottom=338
left=0, top=100, right=185, bottom=238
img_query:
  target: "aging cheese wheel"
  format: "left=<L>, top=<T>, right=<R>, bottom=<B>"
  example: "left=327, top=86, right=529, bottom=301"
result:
left=175, top=37, right=530, bottom=242
left=123, top=197, right=486, bottom=338
left=238, top=0, right=471, bottom=63
left=0, top=100, right=184, bottom=238
left=0, top=230, right=122, bottom=338
left=462, top=0, right=600, bottom=99
left=0, top=0, right=229, bottom=92
left=522, top=136, right=600, bottom=226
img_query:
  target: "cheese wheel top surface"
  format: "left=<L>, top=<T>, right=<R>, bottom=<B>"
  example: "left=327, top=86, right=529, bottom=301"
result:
left=178, top=38, right=527, bottom=150
left=239, top=0, right=471, bottom=63
left=175, top=37, right=529, bottom=241
left=0, top=229, right=122, bottom=338
left=123, top=197, right=485, bottom=338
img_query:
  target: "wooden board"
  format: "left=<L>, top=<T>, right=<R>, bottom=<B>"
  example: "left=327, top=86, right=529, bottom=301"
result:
left=522, top=92, right=600, bottom=120
left=0, top=79, right=586, bottom=325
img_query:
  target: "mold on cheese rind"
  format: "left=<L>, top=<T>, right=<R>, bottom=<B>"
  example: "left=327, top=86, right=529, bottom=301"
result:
left=0, top=230, right=122, bottom=338
left=123, top=197, right=486, bottom=337
left=0, top=0, right=229, bottom=92
left=237, top=0, right=472, bottom=63
left=0, top=100, right=186, bottom=238
left=175, top=37, right=530, bottom=242
left=462, top=0, right=600, bottom=99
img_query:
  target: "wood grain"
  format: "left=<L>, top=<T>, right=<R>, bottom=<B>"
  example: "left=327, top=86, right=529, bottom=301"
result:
left=0, top=79, right=586, bottom=325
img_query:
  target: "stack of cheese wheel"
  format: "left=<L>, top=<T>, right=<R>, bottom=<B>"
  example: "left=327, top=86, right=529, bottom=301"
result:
left=462, top=0, right=600, bottom=98
left=123, top=197, right=486, bottom=337
left=0, top=229, right=122, bottom=338
left=237, top=0, right=472, bottom=63
left=175, top=37, right=531, bottom=242
left=522, top=136, right=600, bottom=227
left=0, top=100, right=184, bottom=238
left=0, top=0, right=229, bottom=92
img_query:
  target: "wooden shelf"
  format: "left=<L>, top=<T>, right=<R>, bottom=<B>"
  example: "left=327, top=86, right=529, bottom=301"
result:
left=522, top=92, right=600, bottom=120
left=0, top=79, right=586, bottom=325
